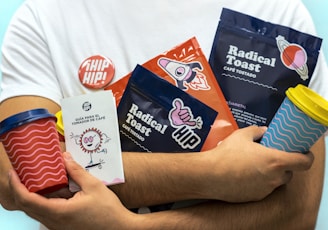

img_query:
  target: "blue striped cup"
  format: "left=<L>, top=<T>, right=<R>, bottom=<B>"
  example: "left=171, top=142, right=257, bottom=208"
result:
left=260, top=84, right=328, bottom=153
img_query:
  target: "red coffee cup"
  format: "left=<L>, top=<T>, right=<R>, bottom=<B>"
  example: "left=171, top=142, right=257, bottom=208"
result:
left=0, top=108, right=68, bottom=194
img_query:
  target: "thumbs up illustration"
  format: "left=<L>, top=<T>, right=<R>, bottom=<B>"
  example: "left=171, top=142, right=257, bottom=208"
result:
left=169, top=98, right=202, bottom=129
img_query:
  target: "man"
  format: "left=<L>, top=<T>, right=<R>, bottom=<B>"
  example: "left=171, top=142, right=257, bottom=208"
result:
left=1, top=0, right=327, bottom=229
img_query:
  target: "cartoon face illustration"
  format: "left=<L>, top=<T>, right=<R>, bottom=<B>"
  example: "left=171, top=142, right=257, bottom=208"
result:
left=79, top=128, right=103, bottom=153
left=158, top=58, right=203, bottom=90
left=70, top=127, right=111, bottom=166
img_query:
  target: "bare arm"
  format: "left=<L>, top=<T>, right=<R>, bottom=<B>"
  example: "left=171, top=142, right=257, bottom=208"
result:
left=111, top=128, right=316, bottom=208
left=204, top=137, right=323, bottom=230
left=7, top=140, right=322, bottom=230
left=7, top=139, right=322, bottom=230
left=135, top=137, right=325, bottom=230
left=0, top=96, right=61, bottom=210
left=1, top=96, right=320, bottom=230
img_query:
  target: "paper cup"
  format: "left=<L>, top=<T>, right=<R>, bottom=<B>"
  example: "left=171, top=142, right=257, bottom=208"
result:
left=260, top=84, right=328, bottom=153
left=0, top=109, right=68, bottom=194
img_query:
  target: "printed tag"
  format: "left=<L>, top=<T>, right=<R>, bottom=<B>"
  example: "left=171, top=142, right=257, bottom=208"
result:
left=61, top=91, right=124, bottom=192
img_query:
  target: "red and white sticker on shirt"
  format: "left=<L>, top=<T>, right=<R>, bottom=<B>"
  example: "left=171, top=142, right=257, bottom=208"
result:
left=79, top=55, right=115, bottom=89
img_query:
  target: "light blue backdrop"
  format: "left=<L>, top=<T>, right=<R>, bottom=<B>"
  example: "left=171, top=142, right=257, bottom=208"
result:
left=0, top=1, right=327, bottom=229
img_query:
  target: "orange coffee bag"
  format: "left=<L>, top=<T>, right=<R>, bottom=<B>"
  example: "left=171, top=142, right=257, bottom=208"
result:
left=106, top=37, right=237, bottom=151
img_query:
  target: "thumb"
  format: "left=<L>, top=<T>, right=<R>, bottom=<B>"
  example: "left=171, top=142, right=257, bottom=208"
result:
left=63, top=152, right=100, bottom=192
left=173, top=99, right=182, bottom=111
left=278, top=151, right=314, bottom=171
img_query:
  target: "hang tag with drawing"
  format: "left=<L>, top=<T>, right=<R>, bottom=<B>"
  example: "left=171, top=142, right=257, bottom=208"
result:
left=61, top=91, right=124, bottom=192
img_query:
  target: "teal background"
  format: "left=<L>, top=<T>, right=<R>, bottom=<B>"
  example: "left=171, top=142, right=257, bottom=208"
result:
left=0, top=0, right=327, bottom=229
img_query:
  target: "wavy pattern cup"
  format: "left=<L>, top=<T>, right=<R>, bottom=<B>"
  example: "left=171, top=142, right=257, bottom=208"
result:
left=0, top=109, right=68, bottom=194
left=261, top=84, right=328, bottom=153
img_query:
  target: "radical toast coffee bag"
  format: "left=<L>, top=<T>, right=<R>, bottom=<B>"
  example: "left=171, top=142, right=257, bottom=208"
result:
left=117, top=65, right=218, bottom=153
left=209, top=8, right=322, bottom=128
left=107, top=37, right=237, bottom=151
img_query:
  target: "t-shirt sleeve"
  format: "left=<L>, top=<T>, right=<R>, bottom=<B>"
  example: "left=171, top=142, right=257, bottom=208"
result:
left=0, top=2, right=62, bottom=105
left=287, top=1, right=328, bottom=100
left=309, top=52, right=328, bottom=101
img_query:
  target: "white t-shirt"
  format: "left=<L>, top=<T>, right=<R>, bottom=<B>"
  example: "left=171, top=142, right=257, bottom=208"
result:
left=1, top=0, right=327, bottom=105
left=1, top=0, right=328, bottom=223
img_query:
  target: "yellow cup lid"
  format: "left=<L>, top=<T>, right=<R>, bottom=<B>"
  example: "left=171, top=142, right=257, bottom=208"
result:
left=286, top=84, right=328, bottom=126
left=55, top=110, right=64, bottom=135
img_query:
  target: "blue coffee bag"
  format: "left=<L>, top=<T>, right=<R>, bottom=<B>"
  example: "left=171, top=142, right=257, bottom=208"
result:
left=209, top=8, right=322, bottom=128
left=117, top=65, right=218, bottom=153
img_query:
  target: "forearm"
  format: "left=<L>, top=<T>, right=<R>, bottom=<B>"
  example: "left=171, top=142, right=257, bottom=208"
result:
left=147, top=182, right=318, bottom=230
left=201, top=137, right=324, bottom=230
left=110, top=151, right=211, bottom=208
left=111, top=127, right=318, bottom=210
left=129, top=189, right=313, bottom=230
left=135, top=137, right=325, bottom=230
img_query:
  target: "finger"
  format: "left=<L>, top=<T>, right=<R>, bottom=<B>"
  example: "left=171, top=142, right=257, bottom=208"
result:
left=185, top=121, right=196, bottom=126
left=173, top=99, right=182, bottom=111
left=8, top=170, right=62, bottom=228
left=8, top=169, right=60, bottom=216
left=278, top=151, right=314, bottom=171
left=44, top=186, right=74, bottom=199
left=178, top=108, right=188, bottom=117
left=180, top=113, right=190, bottom=121
left=63, top=152, right=103, bottom=192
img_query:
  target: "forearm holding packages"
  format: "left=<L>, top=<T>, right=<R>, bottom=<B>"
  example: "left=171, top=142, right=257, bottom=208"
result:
left=209, top=8, right=322, bottom=128
left=117, top=65, right=217, bottom=153
left=106, top=37, right=237, bottom=151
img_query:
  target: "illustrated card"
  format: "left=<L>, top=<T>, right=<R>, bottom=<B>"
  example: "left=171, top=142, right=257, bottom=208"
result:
left=61, top=90, right=124, bottom=192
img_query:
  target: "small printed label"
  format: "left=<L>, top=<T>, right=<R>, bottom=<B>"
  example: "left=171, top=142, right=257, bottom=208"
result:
left=61, top=91, right=124, bottom=192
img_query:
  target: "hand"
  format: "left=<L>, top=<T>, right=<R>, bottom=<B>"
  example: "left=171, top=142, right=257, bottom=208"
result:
left=0, top=152, right=16, bottom=210
left=8, top=152, right=136, bottom=230
left=169, top=98, right=202, bottom=128
left=203, top=126, right=314, bottom=202
left=0, top=142, right=72, bottom=211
